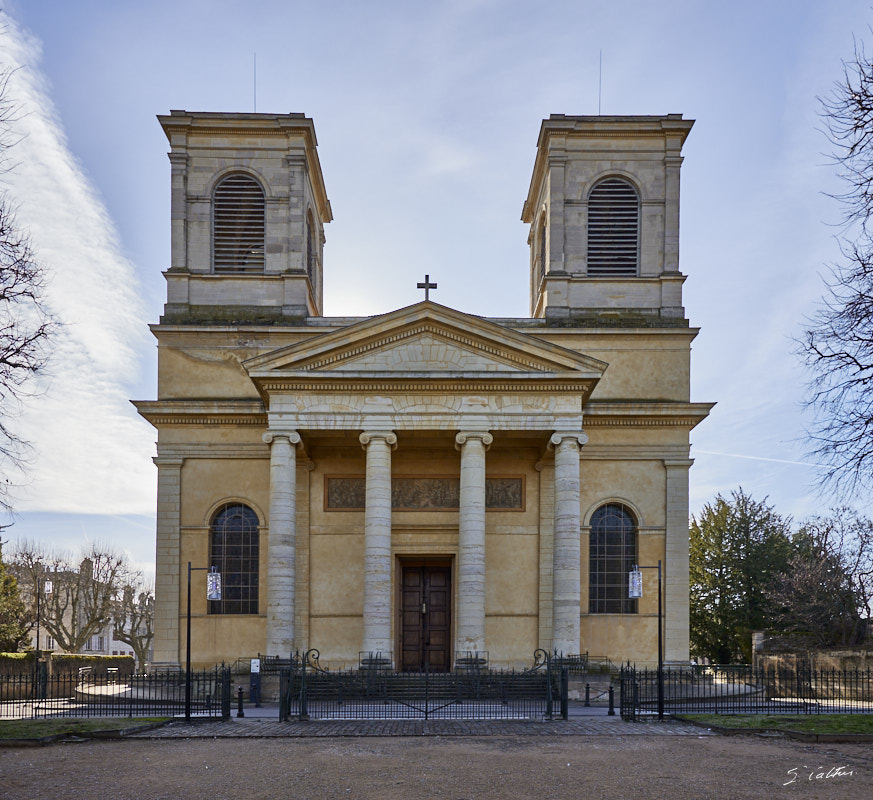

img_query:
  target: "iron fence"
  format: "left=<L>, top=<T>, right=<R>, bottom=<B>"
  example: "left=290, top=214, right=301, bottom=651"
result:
left=620, top=664, right=873, bottom=720
left=280, top=649, right=568, bottom=721
left=0, top=666, right=232, bottom=720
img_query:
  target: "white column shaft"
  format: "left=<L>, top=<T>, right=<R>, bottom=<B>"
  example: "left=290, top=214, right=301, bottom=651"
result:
left=265, top=431, right=299, bottom=655
left=360, top=432, right=396, bottom=659
left=455, top=432, right=491, bottom=655
left=552, top=432, right=586, bottom=656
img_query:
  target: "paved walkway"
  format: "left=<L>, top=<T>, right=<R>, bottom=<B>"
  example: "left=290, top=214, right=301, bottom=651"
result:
left=130, top=703, right=713, bottom=738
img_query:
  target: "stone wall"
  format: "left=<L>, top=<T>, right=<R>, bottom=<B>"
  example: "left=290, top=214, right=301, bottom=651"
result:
left=753, top=630, right=873, bottom=671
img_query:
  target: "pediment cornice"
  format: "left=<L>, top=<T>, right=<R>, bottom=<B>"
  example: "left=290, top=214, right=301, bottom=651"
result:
left=244, top=302, right=608, bottom=391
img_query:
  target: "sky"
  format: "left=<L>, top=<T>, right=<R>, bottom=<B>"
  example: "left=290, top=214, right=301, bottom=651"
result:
left=1, top=0, right=871, bottom=580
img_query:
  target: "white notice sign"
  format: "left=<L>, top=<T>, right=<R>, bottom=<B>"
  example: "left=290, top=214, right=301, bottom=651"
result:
left=628, top=570, right=643, bottom=599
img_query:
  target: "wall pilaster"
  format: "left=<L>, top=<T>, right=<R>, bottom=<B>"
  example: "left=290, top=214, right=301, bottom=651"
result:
left=664, top=459, right=693, bottom=663
left=152, top=456, right=184, bottom=667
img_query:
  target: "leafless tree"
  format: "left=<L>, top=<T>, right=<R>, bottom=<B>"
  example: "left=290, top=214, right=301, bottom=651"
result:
left=13, top=542, right=133, bottom=654
left=112, top=580, right=154, bottom=671
left=0, top=67, right=53, bottom=512
left=768, top=509, right=872, bottom=646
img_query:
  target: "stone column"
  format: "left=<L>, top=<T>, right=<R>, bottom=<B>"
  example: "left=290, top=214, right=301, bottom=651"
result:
left=550, top=431, right=588, bottom=657
left=263, top=430, right=301, bottom=655
left=454, top=431, right=492, bottom=656
left=535, top=459, right=556, bottom=648
left=360, top=431, right=397, bottom=661
left=664, top=459, right=694, bottom=664
left=151, top=456, right=184, bottom=667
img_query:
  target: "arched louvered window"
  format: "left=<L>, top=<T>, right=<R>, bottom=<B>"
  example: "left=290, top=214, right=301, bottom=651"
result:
left=538, top=216, right=547, bottom=281
left=212, top=174, right=265, bottom=273
left=587, top=178, right=639, bottom=277
left=588, top=503, right=638, bottom=614
left=209, top=503, right=259, bottom=615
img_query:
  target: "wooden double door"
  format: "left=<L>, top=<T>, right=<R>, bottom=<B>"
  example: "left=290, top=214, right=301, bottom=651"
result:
left=400, top=564, right=451, bottom=672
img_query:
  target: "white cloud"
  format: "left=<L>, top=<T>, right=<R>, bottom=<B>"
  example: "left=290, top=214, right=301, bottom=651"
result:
left=0, top=17, right=155, bottom=515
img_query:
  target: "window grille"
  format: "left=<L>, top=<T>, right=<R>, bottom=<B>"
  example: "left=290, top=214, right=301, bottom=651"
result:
left=539, top=216, right=547, bottom=281
left=209, top=503, right=259, bottom=615
left=587, top=178, right=639, bottom=276
left=588, top=503, right=638, bottom=614
left=212, top=174, right=265, bottom=273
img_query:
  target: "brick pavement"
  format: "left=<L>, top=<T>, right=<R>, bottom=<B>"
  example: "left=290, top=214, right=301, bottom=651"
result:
left=131, top=715, right=713, bottom=738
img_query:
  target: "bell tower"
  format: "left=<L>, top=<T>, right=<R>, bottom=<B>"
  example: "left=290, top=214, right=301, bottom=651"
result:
left=522, top=114, right=693, bottom=323
left=158, top=111, right=332, bottom=321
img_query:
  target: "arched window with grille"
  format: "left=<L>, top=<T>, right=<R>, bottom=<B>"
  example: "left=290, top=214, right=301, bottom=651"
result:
left=586, top=177, right=640, bottom=277
left=588, top=503, right=638, bottom=614
left=209, top=503, right=259, bottom=615
left=212, top=174, right=265, bottom=273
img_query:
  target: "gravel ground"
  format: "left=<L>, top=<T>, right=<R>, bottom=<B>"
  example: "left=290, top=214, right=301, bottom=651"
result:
left=1, top=732, right=871, bottom=800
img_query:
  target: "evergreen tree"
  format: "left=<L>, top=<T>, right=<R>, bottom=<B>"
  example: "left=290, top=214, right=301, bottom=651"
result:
left=0, top=545, right=27, bottom=652
left=690, top=489, right=793, bottom=662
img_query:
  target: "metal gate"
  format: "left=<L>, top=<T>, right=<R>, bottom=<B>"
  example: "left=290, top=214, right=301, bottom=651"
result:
left=280, top=649, right=568, bottom=721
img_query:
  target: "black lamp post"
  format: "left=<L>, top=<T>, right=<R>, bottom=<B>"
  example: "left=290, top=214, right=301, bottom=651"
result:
left=33, top=573, right=52, bottom=699
left=185, top=562, right=221, bottom=722
left=34, top=574, right=52, bottom=654
left=630, top=559, right=663, bottom=720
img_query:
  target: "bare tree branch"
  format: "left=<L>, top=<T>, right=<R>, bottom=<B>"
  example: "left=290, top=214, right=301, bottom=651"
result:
left=802, top=37, right=873, bottom=496
left=12, top=541, right=134, bottom=654
left=112, top=580, right=154, bottom=671
left=0, top=66, right=55, bottom=511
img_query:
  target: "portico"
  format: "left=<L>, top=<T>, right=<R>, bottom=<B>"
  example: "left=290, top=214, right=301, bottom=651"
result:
left=243, top=302, right=604, bottom=668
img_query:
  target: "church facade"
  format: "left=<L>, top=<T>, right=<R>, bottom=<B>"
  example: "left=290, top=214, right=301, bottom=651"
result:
left=136, top=110, right=712, bottom=670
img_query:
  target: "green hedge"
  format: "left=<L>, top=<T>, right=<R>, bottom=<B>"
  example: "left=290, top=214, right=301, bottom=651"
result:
left=49, top=654, right=135, bottom=679
left=0, top=652, right=135, bottom=678
left=0, top=653, right=33, bottom=676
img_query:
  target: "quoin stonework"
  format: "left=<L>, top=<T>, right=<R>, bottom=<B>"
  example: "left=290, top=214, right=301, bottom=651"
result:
left=135, top=110, right=713, bottom=670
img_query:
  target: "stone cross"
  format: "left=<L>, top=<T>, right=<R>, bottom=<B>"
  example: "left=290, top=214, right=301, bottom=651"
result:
left=417, top=274, right=437, bottom=301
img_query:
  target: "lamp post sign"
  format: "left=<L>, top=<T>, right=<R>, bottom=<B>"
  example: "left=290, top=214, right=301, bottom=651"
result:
left=629, top=561, right=664, bottom=720
left=206, top=571, right=222, bottom=601
left=186, top=563, right=221, bottom=721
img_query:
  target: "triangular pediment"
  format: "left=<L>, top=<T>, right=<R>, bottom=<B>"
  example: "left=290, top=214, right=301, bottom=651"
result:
left=245, top=302, right=608, bottom=382
left=318, top=330, right=534, bottom=373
